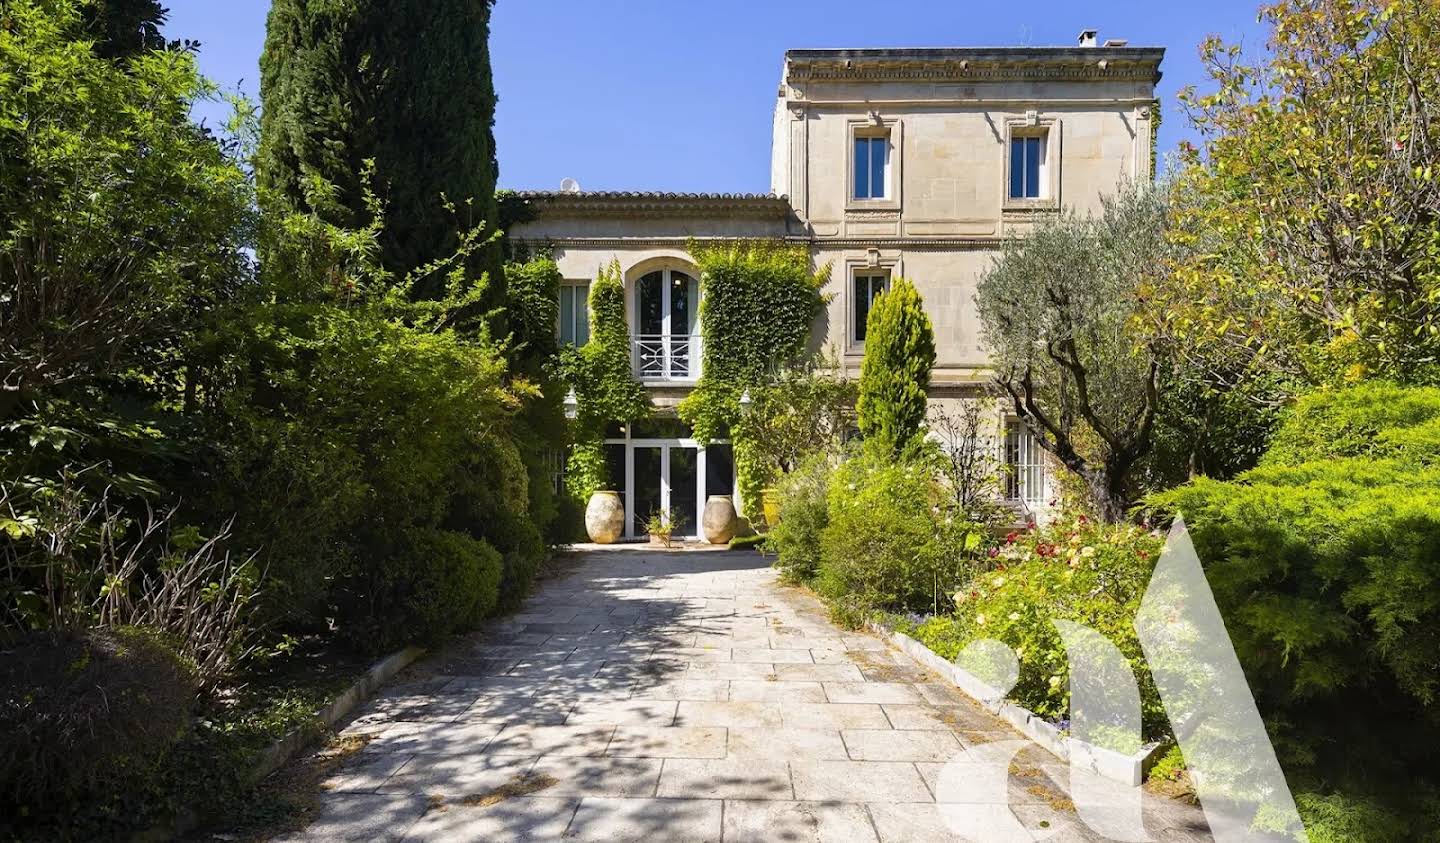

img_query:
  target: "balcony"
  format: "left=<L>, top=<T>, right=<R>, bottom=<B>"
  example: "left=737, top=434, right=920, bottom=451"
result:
left=633, top=333, right=702, bottom=383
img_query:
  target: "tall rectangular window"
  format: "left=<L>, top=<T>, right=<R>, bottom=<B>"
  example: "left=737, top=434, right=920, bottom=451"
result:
left=1005, top=420, right=1048, bottom=506
left=853, top=134, right=889, bottom=200
left=853, top=272, right=889, bottom=343
left=558, top=282, right=590, bottom=347
left=1009, top=134, right=1047, bottom=199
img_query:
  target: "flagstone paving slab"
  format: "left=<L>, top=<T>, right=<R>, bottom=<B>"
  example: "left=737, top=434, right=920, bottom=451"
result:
left=272, top=548, right=1212, bottom=841
left=723, top=800, right=880, bottom=843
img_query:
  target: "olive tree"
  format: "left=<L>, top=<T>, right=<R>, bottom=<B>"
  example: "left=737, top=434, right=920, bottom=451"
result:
left=976, top=181, right=1178, bottom=522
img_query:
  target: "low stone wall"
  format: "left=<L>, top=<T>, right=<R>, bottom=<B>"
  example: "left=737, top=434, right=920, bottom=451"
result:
left=869, top=621, right=1164, bottom=786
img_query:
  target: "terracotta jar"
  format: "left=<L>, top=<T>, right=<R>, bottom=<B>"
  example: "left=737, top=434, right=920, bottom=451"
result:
left=702, top=495, right=738, bottom=544
left=585, top=491, right=624, bottom=544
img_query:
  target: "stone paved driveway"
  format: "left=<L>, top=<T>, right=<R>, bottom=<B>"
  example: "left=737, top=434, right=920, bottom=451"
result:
left=279, top=548, right=1211, bottom=842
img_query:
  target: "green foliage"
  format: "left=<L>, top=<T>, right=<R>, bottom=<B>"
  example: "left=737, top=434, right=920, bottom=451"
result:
left=681, top=241, right=830, bottom=442
left=1160, top=0, right=1440, bottom=387
left=0, top=0, right=253, bottom=422
left=817, top=442, right=989, bottom=617
left=0, top=0, right=558, bottom=832
left=678, top=241, right=830, bottom=518
left=368, top=527, right=502, bottom=650
left=504, top=254, right=562, bottom=379
left=82, top=0, right=169, bottom=59
left=502, top=253, right=570, bottom=548
left=1147, top=381, right=1440, bottom=824
left=904, top=517, right=1167, bottom=737
left=855, top=278, right=935, bottom=454
left=727, top=534, right=769, bottom=552
left=450, top=437, right=546, bottom=612
left=1286, top=791, right=1410, bottom=843
left=1147, top=744, right=1187, bottom=786
left=741, top=356, right=856, bottom=476
left=0, top=627, right=196, bottom=836
left=257, top=0, right=504, bottom=309
left=769, top=452, right=833, bottom=583
left=976, top=180, right=1177, bottom=520
left=208, top=299, right=516, bottom=638
left=1140, top=362, right=1287, bottom=491
left=1261, top=381, right=1440, bottom=466
left=561, top=260, right=650, bottom=502
left=643, top=507, right=679, bottom=548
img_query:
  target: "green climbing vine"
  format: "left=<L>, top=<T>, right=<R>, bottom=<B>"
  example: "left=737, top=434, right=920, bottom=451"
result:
left=678, top=240, right=830, bottom=519
left=559, top=259, right=650, bottom=503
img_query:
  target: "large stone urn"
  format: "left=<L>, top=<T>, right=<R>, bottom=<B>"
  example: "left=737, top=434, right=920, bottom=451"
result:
left=702, top=495, right=738, bottom=545
left=585, top=491, right=624, bottom=544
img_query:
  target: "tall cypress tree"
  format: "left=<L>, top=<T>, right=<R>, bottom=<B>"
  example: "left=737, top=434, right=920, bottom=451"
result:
left=856, top=278, right=936, bottom=454
left=257, top=0, right=504, bottom=312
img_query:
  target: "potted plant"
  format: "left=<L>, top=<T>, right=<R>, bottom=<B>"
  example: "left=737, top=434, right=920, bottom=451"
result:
left=644, top=507, right=679, bottom=549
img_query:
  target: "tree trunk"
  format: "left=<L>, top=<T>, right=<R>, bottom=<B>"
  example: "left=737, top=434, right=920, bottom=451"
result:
left=1086, top=470, right=1130, bottom=524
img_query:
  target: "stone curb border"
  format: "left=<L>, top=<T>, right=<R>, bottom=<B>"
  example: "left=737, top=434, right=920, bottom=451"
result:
left=247, top=644, right=427, bottom=785
left=868, top=620, right=1164, bottom=787
left=144, top=645, right=426, bottom=841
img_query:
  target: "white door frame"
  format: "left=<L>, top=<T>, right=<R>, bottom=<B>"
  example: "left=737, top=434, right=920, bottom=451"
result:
left=602, top=426, right=735, bottom=541
left=623, top=437, right=704, bottom=541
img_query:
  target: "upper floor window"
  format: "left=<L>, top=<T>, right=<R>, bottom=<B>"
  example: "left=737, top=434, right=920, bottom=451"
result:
left=1010, top=133, right=1048, bottom=199
left=852, top=272, right=889, bottom=343
left=635, top=268, right=699, bottom=381
left=853, top=134, right=890, bottom=200
left=558, top=281, right=590, bottom=347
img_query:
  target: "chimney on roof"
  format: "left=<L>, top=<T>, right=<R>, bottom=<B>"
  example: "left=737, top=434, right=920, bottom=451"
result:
left=1078, top=29, right=1098, bottom=48
left=1103, top=38, right=1129, bottom=47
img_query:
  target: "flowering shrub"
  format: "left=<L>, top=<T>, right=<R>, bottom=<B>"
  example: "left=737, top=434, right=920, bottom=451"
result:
left=903, top=516, right=1167, bottom=738
left=817, top=442, right=990, bottom=618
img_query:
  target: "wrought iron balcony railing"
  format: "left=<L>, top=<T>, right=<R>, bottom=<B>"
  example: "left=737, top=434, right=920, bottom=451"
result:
left=632, top=333, right=701, bottom=383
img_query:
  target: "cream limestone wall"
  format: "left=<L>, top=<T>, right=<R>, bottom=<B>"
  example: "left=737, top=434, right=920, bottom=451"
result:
left=509, top=45, right=1163, bottom=397
left=777, top=47, right=1159, bottom=381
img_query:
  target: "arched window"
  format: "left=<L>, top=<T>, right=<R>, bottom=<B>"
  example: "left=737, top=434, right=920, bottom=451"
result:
left=634, top=268, right=700, bottom=381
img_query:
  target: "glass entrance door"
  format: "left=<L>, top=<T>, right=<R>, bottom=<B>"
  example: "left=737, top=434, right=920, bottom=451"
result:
left=631, top=443, right=699, bottom=540
left=668, top=447, right=698, bottom=537
left=601, top=420, right=735, bottom=541
left=633, top=446, right=663, bottom=538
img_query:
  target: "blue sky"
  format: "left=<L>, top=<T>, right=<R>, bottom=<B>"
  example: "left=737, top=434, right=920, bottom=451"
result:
left=166, top=1, right=1270, bottom=194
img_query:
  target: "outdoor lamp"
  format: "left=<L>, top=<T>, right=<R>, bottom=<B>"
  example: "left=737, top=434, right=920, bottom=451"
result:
left=739, top=389, right=753, bottom=416
left=563, top=387, right=579, bottom=420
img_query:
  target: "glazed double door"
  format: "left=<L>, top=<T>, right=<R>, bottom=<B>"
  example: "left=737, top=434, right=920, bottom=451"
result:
left=630, top=442, right=698, bottom=539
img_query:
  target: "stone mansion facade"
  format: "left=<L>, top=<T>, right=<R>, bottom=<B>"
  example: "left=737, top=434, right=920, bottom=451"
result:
left=509, top=35, right=1165, bottom=539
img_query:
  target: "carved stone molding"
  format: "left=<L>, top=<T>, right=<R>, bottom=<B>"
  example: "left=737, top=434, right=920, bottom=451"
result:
left=508, top=191, right=793, bottom=219
left=784, top=47, right=1165, bottom=86
left=844, top=209, right=900, bottom=224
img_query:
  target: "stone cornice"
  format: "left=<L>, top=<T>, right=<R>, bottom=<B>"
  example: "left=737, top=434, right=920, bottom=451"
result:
left=510, top=235, right=1013, bottom=252
left=507, top=191, right=793, bottom=219
left=785, top=47, right=1165, bottom=85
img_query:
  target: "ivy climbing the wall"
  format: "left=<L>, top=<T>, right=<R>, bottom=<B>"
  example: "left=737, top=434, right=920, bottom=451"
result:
left=560, top=259, right=650, bottom=503
left=678, top=240, right=830, bottom=519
